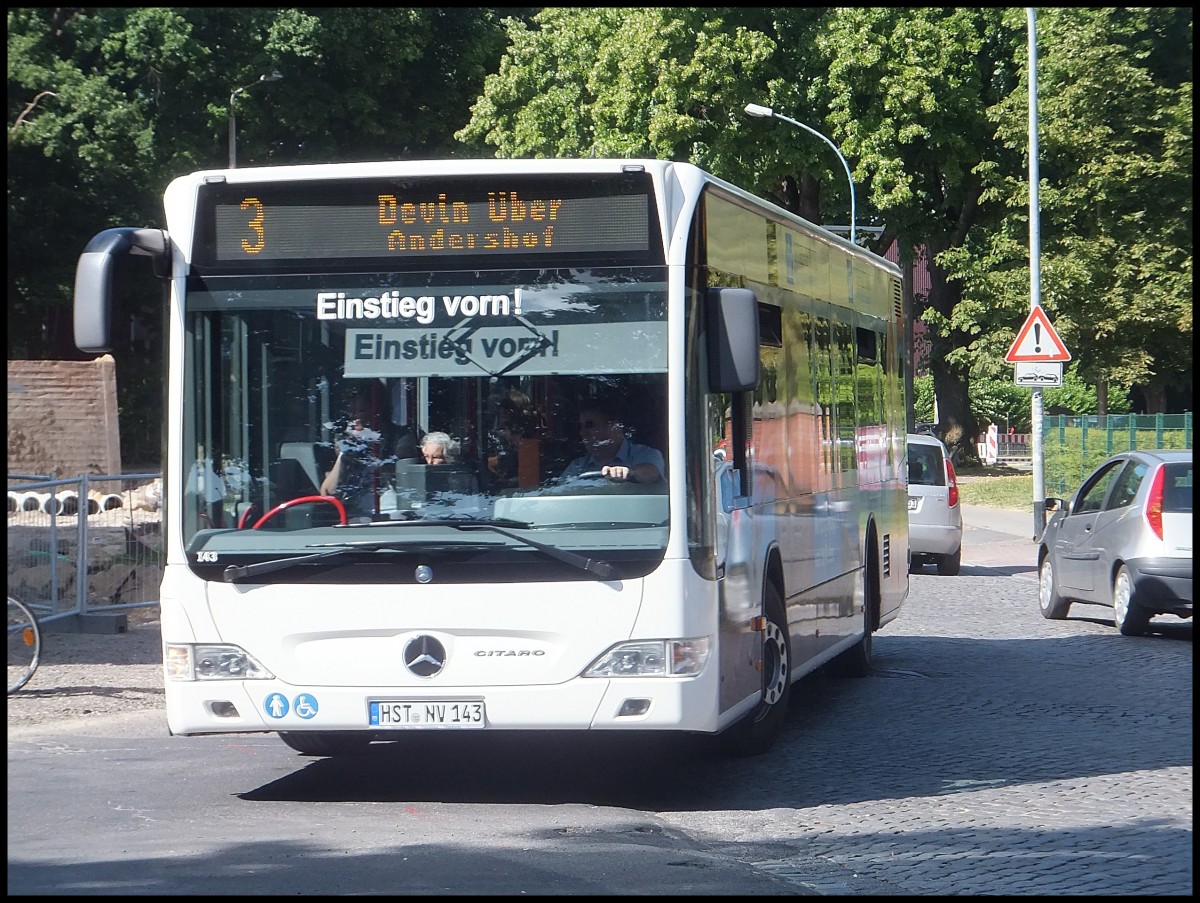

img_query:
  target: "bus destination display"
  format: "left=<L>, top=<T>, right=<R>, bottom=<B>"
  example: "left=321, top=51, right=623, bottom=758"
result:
left=205, top=177, right=654, bottom=264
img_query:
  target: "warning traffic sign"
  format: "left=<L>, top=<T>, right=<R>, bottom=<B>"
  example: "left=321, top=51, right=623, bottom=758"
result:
left=1004, top=307, right=1071, bottom=363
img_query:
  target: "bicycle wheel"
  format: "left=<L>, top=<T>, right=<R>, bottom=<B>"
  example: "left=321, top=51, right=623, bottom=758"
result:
left=8, top=596, right=42, bottom=694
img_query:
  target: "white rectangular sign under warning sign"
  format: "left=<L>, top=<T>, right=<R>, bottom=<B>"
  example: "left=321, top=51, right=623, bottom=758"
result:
left=1014, top=362, right=1063, bottom=387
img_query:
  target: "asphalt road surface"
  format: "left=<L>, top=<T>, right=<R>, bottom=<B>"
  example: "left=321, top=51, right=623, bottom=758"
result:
left=7, top=507, right=1192, bottom=895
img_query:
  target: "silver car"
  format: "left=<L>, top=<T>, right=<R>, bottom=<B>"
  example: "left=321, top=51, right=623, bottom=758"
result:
left=1038, top=449, right=1193, bottom=635
left=907, top=433, right=963, bottom=575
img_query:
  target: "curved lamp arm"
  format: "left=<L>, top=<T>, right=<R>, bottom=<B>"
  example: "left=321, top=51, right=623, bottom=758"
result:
left=744, top=102, right=856, bottom=245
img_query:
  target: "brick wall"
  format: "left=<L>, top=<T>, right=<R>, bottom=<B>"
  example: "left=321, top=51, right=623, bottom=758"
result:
left=7, top=357, right=122, bottom=477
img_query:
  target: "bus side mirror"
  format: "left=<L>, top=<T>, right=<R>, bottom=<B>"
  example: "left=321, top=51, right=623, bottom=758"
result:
left=706, top=287, right=759, bottom=393
left=74, top=227, right=169, bottom=353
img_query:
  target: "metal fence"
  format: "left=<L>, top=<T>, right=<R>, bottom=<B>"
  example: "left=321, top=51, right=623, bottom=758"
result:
left=7, top=472, right=162, bottom=626
left=1043, top=413, right=1193, bottom=496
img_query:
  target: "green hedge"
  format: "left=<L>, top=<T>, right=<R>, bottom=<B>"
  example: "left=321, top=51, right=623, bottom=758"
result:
left=1043, top=414, right=1192, bottom=496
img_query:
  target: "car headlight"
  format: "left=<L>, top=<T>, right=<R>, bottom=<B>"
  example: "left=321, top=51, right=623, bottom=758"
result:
left=583, top=638, right=710, bottom=678
left=165, top=644, right=274, bottom=681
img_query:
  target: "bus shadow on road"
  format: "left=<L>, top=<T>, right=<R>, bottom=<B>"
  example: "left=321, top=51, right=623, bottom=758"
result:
left=239, top=729, right=719, bottom=807
left=237, top=624, right=1190, bottom=810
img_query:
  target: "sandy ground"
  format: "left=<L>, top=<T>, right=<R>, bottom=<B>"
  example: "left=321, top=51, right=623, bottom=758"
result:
left=7, top=605, right=164, bottom=736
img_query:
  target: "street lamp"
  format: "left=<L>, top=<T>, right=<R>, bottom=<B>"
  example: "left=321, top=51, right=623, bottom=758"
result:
left=744, top=102, right=856, bottom=244
left=228, top=70, right=283, bottom=169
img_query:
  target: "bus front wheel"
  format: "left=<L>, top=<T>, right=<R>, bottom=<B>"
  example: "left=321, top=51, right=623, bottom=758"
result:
left=720, top=581, right=791, bottom=757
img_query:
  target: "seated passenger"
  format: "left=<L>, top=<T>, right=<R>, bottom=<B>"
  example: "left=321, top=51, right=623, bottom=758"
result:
left=421, top=431, right=460, bottom=465
left=488, top=389, right=537, bottom=490
left=320, top=392, right=382, bottom=518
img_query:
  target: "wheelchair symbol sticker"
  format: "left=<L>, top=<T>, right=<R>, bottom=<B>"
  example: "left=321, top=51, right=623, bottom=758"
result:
left=293, top=694, right=318, bottom=719
left=264, top=693, right=289, bottom=719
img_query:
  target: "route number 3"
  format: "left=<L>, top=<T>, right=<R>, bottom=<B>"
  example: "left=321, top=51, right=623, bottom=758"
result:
left=240, top=197, right=265, bottom=254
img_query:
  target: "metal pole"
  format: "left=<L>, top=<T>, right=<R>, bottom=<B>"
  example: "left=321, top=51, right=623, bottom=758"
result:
left=227, top=72, right=283, bottom=170
left=1027, top=8, right=1046, bottom=541
left=228, top=92, right=238, bottom=168
left=744, top=103, right=856, bottom=244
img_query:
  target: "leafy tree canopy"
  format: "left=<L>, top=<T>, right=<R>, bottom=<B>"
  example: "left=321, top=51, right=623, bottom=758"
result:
left=8, top=8, right=1191, bottom=466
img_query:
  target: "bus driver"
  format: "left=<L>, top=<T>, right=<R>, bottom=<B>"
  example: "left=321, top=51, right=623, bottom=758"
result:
left=559, top=399, right=664, bottom=485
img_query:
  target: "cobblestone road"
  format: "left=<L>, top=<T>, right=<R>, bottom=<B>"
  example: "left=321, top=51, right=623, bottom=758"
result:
left=657, top=518, right=1193, bottom=895
left=7, top=512, right=1191, bottom=895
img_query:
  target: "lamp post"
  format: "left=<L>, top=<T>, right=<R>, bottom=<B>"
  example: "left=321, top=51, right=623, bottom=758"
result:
left=228, top=70, right=283, bottom=169
left=744, top=102, right=856, bottom=244
left=1026, top=7, right=1047, bottom=540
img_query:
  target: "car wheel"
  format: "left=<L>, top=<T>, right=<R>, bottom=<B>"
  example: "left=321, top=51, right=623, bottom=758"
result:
left=1112, top=565, right=1150, bottom=636
left=278, top=731, right=374, bottom=756
left=936, top=547, right=962, bottom=576
left=720, top=582, right=791, bottom=757
left=1038, top=556, right=1071, bottom=619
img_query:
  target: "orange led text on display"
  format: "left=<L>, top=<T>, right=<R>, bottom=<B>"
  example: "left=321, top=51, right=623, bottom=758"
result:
left=239, top=197, right=265, bottom=254
left=377, top=191, right=563, bottom=253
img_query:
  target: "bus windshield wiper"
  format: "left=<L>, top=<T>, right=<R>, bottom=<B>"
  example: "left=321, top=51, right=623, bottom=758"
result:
left=373, top=517, right=616, bottom=579
left=222, top=542, right=409, bottom=582
left=221, top=520, right=616, bottom=582
left=445, top=521, right=617, bottom=580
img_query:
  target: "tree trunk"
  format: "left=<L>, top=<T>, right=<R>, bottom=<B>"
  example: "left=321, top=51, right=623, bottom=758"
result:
left=796, top=172, right=822, bottom=224
left=924, top=245, right=980, bottom=463
left=781, top=172, right=823, bottom=223
left=1143, top=384, right=1167, bottom=414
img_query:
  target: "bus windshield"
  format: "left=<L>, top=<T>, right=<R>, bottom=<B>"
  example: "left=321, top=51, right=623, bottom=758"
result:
left=181, top=264, right=670, bottom=574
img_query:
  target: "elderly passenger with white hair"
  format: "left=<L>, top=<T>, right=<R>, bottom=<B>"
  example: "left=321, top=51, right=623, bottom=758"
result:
left=420, top=431, right=460, bottom=465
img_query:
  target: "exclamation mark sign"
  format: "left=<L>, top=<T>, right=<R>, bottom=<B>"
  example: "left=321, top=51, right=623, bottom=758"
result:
left=1033, top=322, right=1041, bottom=353
left=514, top=287, right=523, bottom=316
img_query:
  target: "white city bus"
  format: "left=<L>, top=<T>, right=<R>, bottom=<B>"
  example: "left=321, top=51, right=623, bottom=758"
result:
left=74, top=158, right=908, bottom=757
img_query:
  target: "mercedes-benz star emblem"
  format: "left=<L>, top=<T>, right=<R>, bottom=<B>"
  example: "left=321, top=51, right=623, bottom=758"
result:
left=403, top=635, right=447, bottom=678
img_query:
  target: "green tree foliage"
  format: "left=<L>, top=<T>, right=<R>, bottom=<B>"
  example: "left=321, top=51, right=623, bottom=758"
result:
left=462, top=7, right=1192, bottom=459
left=814, top=8, right=1025, bottom=461
left=9, top=7, right=519, bottom=355
left=1042, top=364, right=1131, bottom=419
left=457, top=8, right=790, bottom=171
left=8, top=7, right=520, bottom=465
left=915, top=365, right=1131, bottom=435
left=461, top=8, right=1027, bottom=460
left=944, top=7, right=1192, bottom=414
left=8, top=8, right=1191, bottom=467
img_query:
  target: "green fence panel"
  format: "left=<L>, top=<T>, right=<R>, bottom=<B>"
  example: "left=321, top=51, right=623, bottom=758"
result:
left=1043, top=413, right=1192, bottom=497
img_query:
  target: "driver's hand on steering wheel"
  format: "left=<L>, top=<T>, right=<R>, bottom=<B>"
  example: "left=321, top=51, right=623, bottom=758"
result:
left=600, top=465, right=631, bottom=481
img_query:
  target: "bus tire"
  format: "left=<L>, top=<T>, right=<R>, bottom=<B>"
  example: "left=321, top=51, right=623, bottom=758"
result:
left=831, top=541, right=878, bottom=678
left=278, top=731, right=373, bottom=756
left=720, top=581, right=791, bottom=757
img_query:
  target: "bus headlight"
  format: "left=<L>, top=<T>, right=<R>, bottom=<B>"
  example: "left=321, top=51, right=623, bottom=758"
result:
left=583, top=638, right=710, bottom=678
left=165, top=644, right=274, bottom=681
